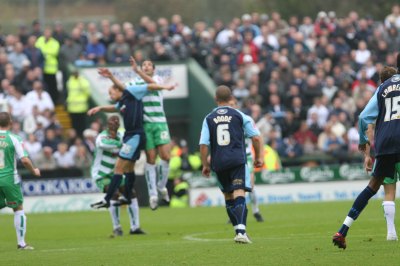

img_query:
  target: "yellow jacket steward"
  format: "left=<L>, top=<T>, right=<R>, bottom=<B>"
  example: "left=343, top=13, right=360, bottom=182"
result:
left=263, top=145, right=281, bottom=171
left=170, top=181, right=189, bottom=208
left=35, top=36, right=60, bottom=74
left=66, top=75, right=91, bottom=113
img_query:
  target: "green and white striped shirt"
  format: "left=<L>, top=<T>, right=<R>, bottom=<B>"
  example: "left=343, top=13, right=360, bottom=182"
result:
left=0, top=130, right=27, bottom=185
left=125, top=76, right=167, bottom=123
left=91, top=130, right=122, bottom=180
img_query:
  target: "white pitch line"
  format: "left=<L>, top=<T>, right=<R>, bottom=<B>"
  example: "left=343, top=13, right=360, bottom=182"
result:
left=183, top=231, right=232, bottom=242
left=39, top=248, right=80, bottom=252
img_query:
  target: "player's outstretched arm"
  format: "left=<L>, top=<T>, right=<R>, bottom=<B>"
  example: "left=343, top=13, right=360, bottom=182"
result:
left=147, top=83, right=177, bottom=91
left=87, top=105, right=117, bottom=116
left=98, top=68, right=126, bottom=91
left=200, top=144, right=211, bottom=177
left=251, top=135, right=264, bottom=168
left=129, top=56, right=156, bottom=84
left=21, top=157, right=41, bottom=177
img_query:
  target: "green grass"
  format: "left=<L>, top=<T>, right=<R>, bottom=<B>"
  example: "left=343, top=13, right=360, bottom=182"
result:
left=1, top=200, right=400, bottom=265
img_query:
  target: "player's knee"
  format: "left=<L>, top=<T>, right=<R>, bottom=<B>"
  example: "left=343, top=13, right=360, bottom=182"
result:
left=13, top=204, right=23, bottom=212
left=223, top=192, right=234, bottom=200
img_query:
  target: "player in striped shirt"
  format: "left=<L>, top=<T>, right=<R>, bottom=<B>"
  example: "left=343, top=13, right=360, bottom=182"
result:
left=91, top=116, right=145, bottom=236
left=126, top=57, right=173, bottom=210
left=0, top=112, right=41, bottom=250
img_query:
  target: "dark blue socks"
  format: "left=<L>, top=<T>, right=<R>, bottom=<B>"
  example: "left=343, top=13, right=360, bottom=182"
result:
left=104, top=174, right=123, bottom=202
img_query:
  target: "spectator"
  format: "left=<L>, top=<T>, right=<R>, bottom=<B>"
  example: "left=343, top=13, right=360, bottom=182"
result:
left=66, top=69, right=91, bottom=137
left=232, top=79, right=249, bottom=104
left=322, top=130, right=347, bottom=160
left=35, top=28, right=60, bottom=104
left=11, top=121, right=27, bottom=141
left=281, top=111, right=299, bottom=138
left=33, top=146, right=57, bottom=171
left=353, top=40, right=371, bottom=67
left=7, top=85, right=29, bottom=122
left=52, top=21, right=68, bottom=45
left=266, top=94, right=286, bottom=124
left=384, top=4, right=400, bottom=29
left=53, top=142, right=75, bottom=168
left=347, top=120, right=360, bottom=153
left=59, top=35, right=82, bottom=69
left=107, top=33, right=130, bottom=63
left=307, top=97, right=329, bottom=128
left=42, top=128, right=61, bottom=151
left=83, top=128, right=97, bottom=153
left=322, top=76, right=338, bottom=101
left=74, top=145, right=92, bottom=176
left=290, top=96, right=307, bottom=121
left=327, top=114, right=346, bottom=138
left=8, top=42, right=29, bottom=75
left=238, top=14, right=261, bottom=38
left=277, top=136, right=303, bottom=159
left=24, top=134, right=42, bottom=160
left=85, top=35, right=106, bottom=64
left=25, top=80, right=54, bottom=113
left=294, top=121, right=318, bottom=146
left=31, top=20, right=42, bottom=38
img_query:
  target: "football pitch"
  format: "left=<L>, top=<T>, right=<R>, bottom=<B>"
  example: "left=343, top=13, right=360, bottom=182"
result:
left=1, top=199, right=399, bottom=265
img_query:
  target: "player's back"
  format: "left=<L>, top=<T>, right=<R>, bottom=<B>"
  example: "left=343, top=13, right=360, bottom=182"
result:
left=375, top=74, right=400, bottom=156
left=0, top=130, right=22, bottom=184
left=117, top=90, right=144, bottom=135
left=205, top=106, right=246, bottom=172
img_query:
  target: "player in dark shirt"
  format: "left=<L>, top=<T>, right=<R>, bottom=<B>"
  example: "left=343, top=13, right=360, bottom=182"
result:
left=199, top=85, right=263, bottom=244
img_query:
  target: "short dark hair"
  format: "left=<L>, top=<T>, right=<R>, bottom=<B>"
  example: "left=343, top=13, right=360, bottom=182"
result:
left=0, top=112, right=11, bottom=127
left=215, top=85, right=232, bottom=103
left=107, top=115, right=120, bottom=132
left=142, top=60, right=155, bottom=70
left=380, top=66, right=397, bottom=83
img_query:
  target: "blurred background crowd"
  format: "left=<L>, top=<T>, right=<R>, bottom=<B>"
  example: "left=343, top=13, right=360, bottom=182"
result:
left=0, top=4, right=400, bottom=175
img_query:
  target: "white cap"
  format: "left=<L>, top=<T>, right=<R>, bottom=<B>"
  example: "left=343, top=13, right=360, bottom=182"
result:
left=83, top=129, right=97, bottom=138
left=242, top=14, right=252, bottom=21
left=317, top=11, right=327, bottom=18
left=243, top=54, right=253, bottom=63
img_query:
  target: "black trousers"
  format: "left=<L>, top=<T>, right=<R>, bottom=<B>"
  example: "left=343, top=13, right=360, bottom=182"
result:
left=43, top=73, right=59, bottom=104
left=69, top=112, right=86, bottom=137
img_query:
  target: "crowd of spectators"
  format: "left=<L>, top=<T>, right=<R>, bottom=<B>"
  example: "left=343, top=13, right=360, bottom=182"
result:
left=0, top=4, right=400, bottom=173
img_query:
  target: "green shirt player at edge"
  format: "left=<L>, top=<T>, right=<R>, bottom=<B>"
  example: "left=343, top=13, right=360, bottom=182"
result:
left=0, top=112, right=41, bottom=250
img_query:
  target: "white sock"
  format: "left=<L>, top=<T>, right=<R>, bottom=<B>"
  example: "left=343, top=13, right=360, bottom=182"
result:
left=249, top=190, right=259, bottom=214
left=343, top=216, right=354, bottom=227
left=128, top=198, right=140, bottom=230
left=383, top=201, right=397, bottom=236
left=157, top=160, right=170, bottom=190
left=14, top=210, right=27, bottom=246
left=109, top=200, right=121, bottom=229
left=145, top=163, right=158, bottom=197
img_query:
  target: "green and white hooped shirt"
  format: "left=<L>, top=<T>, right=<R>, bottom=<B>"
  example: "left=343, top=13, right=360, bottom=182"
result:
left=125, top=76, right=167, bottom=124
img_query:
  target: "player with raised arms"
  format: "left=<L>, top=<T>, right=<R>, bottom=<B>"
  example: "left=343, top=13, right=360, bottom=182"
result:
left=89, top=68, right=175, bottom=210
left=127, top=56, right=173, bottom=210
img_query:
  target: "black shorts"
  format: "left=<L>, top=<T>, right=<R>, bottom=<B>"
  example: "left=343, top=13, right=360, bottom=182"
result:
left=372, top=154, right=400, bottom=179
left=215, top=164, right=252, bottom=193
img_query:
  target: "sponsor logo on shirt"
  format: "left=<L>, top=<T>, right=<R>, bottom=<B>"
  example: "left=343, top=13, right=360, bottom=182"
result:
left=217, top=108, right=228, bottom=115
